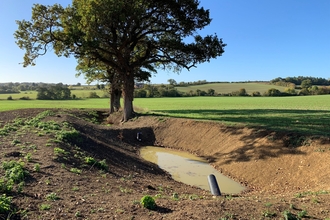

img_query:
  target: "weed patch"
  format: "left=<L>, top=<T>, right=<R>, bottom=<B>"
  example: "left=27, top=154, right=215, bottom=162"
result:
left=70, top=168, right=82, bottom=174
left=46, top=192, right=60, bottom=201
left=140, top=195, right=156, bottom=210
left=0, top=194, right=12, bottom=214
left=55, top=128, right=81, bottom=142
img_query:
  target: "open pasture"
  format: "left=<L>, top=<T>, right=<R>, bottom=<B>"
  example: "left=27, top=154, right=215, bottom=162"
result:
left=0, top=91, right=38, bottom=99
left=70, top=89, right=107, bottom=98
left=0, top=89, right=106, bottom=100
left=175, top=82, right=287, bottom=94
left=1, top=95, right=330, bottom=136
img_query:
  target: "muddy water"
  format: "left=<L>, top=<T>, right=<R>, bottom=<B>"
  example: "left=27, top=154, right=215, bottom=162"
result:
left=140, top=146, right=245, bottom=194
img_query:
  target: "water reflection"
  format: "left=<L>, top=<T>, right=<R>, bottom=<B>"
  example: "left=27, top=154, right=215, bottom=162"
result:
left=140, top=146, right=245, bottom=194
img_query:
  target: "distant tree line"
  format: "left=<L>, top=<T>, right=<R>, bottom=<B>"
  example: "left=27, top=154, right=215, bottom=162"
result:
left=270, top=76, right=330, bottom=86
left=36, top=83, right=72, bottom=100
left=0, top=83, right=20, bottom=94
left=134, top=83, right=330, bottom=98
left=0, top=82, right=46, bottom=93
left=168, top=79, right=273, bottom=87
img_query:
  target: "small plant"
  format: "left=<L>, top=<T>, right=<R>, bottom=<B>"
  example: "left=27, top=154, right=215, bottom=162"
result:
left=172, top=192, right=179, bottom=200
left=140, top=195, right=156, bottom=210
left=11, top=139, right=21, bottom=146
left=97, top=159, right=108, bottom=171
left=17, top=182, right=24, bottom=193
left=85, top=157, right=97, bottom=165
left=28, top=144, right=37, bottom=150
left=54, top=147, right=68, bottom=156
left=188, top=194, right=199, bottom=200
left=154, top=194, right=162, bottom=198
left=72, top=186, right=79, bottom=191
left=115, top=209, right=124, bottom=214
left=119, top=186, right=131, bottom=194
left=283, top=210, right=297, bottom=220
left=0, top=194, right=12, bottom=214
left=289, top=203, right=295, bottom=209
left=24, top=153, right=32, bottom=162
left=312, top=197, right=319, bottom=203
left=40, top=204, right=51, bottom=211
left=45, top=179, right=51, bottom=185
left=46, top=192, right=60, bottom=201
left=56, top=129, right=80, bottom=142
left=0, top=178, right=14, bottom=192
left=75, top=211, right=82, bottom=217
left=2, top=160, right=28, bottom=183
left=70, top=168, right=82, bottom=174
left=61, top=163, right=66, bottom=169
left=297, top=210, right=307, bottom=218
left=263, top=210, right=276, bottom=218
left=33, top=164, right=40, bottom=172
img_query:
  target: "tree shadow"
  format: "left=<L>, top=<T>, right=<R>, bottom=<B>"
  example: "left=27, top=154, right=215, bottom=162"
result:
left=141, top=109, right=319, bottom=165
left=64, top=115, right=167, bottom=177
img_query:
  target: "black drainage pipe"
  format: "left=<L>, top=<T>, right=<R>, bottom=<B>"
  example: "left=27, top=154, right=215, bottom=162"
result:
left=208, top=174, right=221, bottom=196
left=137, top=132, right=142, bottom=141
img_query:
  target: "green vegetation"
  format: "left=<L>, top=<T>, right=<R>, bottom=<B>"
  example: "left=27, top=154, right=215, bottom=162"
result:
left=70, top=168, right=82, bottom=174
left=0, top=194, right=12, bottom=214
left=175, top=82, right=287, bottom=95
left=283, top=210, right=297, bottom=220
left=85, top=157, right=108, bottom=171
left=33, top=164, right=40, bottom=172
left=45, top=192, right=60, bottom=201
left=39, top=204, right=51, bottom=211
left=140, top=195, right=156, bottom=210
left=55, top=129, right=80, bottom=142
left=2, top=160, right=27, bottom=184
left=54, top=147, right=68, bottom=156
left=1, top=160, right=28, bottom=193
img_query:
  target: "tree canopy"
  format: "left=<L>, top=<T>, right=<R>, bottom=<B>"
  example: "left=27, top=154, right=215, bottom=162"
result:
left=15, top=0, right=226, bottom=121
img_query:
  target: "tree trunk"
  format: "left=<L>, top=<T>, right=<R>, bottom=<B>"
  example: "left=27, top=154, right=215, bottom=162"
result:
left=112, top=87, right=121, bottom=112
left=110, top=87, right=121, bottom=114
left=108, top=70, right=122, bottom=114
left=121, top=71, right=135, bottom=122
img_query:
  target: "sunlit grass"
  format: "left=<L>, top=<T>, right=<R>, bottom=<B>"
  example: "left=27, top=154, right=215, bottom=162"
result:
left=0, top=99, right=109, bottom=111
left=175, top=82, right=287, bottom=94
left=0, top=89, right=107, bottom=100
left=133, top=96, right=330, bottom=136
left=1, top=95, right=330, bottom=136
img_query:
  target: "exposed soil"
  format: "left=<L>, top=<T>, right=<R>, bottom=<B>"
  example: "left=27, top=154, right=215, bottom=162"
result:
left=1, top=108, right=330, bottom=219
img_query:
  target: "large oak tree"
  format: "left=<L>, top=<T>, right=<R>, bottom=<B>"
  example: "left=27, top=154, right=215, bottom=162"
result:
left=15, top=0, right=226, bottom=121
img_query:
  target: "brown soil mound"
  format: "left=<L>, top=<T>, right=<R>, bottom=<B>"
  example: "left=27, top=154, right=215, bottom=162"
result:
left=1, top=109, right=330, bottom=219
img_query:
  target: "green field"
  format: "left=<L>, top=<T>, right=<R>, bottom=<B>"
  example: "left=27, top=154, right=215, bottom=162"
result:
left=1, top=95, right=330, bottom=137
left=0, top=89, right=107, bottom=100
left=175, top=82, right=287, bottom=94
left=0, top=83, right=288, bottom=100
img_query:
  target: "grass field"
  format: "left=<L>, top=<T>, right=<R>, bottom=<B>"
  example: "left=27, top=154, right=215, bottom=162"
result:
left=1, top=95, right=330, bottom=136
left=0, top=83, right=287, bottom=100
left=175, top=82, right=287, bottom=94
left=0, top=90, right=107, bottom=100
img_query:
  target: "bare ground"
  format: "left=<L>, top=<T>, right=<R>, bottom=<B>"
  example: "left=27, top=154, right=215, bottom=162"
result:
left=1, top=108, right=330, bottom=219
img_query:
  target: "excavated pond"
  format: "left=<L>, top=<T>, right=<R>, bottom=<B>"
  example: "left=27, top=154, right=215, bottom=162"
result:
left=140, top=146, right=245, bottom=194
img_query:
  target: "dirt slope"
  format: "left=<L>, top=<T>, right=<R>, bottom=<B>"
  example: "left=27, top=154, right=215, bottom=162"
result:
left=1, top=109, right=330, bottom=219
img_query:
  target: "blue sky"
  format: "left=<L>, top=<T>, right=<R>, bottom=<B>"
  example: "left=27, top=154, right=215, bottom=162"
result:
left=1, top=0, right=329, bottom=85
